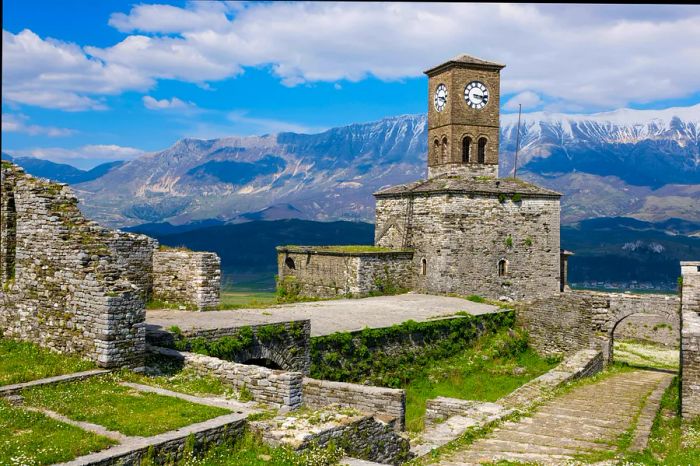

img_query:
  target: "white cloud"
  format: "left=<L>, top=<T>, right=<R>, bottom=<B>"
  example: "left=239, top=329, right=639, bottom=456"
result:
left=503, top=91, right=542, bottom=112
left=2, top=113, right=75, bottom=136
left=6, top=144, right=143, bottom=165
left=142, top=95, right=194, bottom=110
left=227, top=111, right=322, bottom=134
left=3, top=4, right=700, bottom=112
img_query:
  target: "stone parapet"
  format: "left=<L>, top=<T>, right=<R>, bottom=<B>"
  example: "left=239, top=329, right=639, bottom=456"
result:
left=681, top=261, right=700, bottom=421
left=152, top=249, right=221, bottom=310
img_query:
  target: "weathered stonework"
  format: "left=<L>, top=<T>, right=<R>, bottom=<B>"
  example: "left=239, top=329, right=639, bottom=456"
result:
left=152, top=249, right=221, bottom=310
left=681, top=261, right=700, bottom=421
left=276, top=247, right=414, bottom=299
left=517, top=289, right=679, bottom=362
left=148, top=320, right=311, bottom=373
left=0, top=162, right=154, bottom=368
left=302, top=378, right=406, bottom=430
left=149, top=345, right=304, bottom=409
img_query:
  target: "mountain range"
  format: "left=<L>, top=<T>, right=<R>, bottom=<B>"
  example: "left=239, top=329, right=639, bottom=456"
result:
left=4, top=104, right=699, bottom=228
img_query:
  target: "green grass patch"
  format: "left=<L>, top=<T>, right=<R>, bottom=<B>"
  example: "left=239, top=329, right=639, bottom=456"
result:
left=614, top=340, right=679, bottom=371
left=0, top=398, right=115, bottom=465
left=22, top=375, right=230, bottom=437
left=219, top=291, right=278, bottom=310
left=0, top=338, right=96, bottom=386
left=403, top=329, right=557, bottom=431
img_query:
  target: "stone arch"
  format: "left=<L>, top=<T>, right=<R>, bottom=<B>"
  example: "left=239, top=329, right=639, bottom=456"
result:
left=477, top=137, right=487, bottom=164
left=421, top=258, right=427, bottom=276
left=462, top=136, right=472, bottom=163
left=237, top=345, right=290, bottom=371
left=432, top=139, right=440, bottom=164
left=498, top=258, right=509, bottom=277
left=285, top=256, right=296, bottom=269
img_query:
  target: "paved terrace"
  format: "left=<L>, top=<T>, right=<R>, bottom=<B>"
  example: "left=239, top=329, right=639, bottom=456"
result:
left=146, top=293, right=501, bottom=337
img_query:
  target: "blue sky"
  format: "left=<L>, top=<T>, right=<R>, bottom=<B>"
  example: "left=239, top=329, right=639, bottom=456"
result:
left=3, top=2, right=700, bottom=168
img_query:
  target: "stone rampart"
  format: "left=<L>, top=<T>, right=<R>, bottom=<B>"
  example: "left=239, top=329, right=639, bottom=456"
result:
left=276, top=247, right=414, bottom=299
left=517, top=289, right=679, bottom=361
left=149, top=345, right=303, bottom=409
left=152, top=249, right=220, bottom=310
left=0, top=162, right=153, bottom=368
left=302, top=378, right=406, bottom=430
left=681, top=261, right=700, bottom=421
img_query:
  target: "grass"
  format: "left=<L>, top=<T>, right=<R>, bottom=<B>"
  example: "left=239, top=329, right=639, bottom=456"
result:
left=22, top=374, right=231, bottom=437
left=403, top=329, right=558, bottom=432
left=614, top=340, right=679, bottom=371
left=219, top=290, right=278, bottom=310
left=0, top=338, right=96, bottom=386
left=0, top=398, right=115, bottom=465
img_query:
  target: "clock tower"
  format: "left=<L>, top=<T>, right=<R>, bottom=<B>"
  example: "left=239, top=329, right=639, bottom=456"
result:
left=425, top=54, right=505, bottom=179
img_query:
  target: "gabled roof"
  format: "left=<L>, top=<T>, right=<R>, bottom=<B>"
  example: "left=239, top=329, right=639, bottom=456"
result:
left=374, top=176, right=561, bottom=199
left=424, top=54, right=506, bottom=76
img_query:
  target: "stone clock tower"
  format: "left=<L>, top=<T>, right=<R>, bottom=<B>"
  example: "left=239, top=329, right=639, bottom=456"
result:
left=425, top=54, right=505, bottom=179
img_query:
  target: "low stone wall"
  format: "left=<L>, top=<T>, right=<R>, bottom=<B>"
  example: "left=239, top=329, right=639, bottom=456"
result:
left=425, top=398, right=505, bottom=424
left=0, top=162, right=152, bottom=369
left=276, top=246, right=414, bottom=299
left=517, top=289, right=679, bottom=361
left=152, top=249, right=221, bottom=310
left=303, top=378, right=406, bottom=430
left=149, top=345, right=303, bottom=409
left=148, top=320, right=311, bottom=373
left=681, top=261, right=700, bottom=421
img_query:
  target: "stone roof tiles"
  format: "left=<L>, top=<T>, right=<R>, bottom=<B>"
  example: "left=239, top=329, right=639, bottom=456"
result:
left=424, top=54, right=506, bottom=75
left=374, top=176, right=561, bottom=198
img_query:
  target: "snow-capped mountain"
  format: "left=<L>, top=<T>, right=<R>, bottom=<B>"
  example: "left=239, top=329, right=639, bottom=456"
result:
left=63, top=104, right=700, bottom=227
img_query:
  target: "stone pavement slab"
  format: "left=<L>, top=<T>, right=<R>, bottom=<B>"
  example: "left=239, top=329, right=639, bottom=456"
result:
left=0, top=369, right=110, bottom=396
left=147, top=292, right=501, bottom=337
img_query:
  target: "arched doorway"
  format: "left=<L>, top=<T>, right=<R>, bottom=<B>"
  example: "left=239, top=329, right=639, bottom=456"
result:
left=608, top=312, right=679, bottom=372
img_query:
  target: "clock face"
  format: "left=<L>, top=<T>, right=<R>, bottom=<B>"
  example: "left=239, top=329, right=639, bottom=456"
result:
left=434, top=84, right=448, bottom=112
left=464, top=81, right=489, bottom=109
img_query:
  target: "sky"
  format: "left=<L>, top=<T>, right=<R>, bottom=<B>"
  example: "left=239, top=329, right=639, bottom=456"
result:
left=2, top=2, right=700, bottom=169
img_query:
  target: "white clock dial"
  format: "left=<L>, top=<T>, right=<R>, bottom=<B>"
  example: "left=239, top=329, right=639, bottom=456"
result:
left=434, top=84, right=448, bottom=112
left=464, top=81, right=489, bottom=109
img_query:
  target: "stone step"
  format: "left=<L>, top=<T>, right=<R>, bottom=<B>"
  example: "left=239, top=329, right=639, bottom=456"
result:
left=469, top=438, right=582, bottom=456
left=531, top=409, right=633, bottom=429
left=441, top=450, right=574, bottom=465
left=489, top=428, right=612, bottom=451
left=496, top=419, right=619, bottom=445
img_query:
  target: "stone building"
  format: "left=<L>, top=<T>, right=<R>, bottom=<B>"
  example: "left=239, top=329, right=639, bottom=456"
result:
left=278, top=55, right=563, bottom=301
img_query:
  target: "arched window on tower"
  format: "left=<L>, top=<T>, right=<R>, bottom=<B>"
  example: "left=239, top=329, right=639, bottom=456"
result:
left=433, top=139, right=440, bottom=164
left=441, top=137, right=449, bottom=163
left=498, top=259, right=508, bottom=277
left=462, top=136, right=472, bottom=163
left=477, top=137, right=487, bottom=164
left=421, top=258, right=427, bottom=276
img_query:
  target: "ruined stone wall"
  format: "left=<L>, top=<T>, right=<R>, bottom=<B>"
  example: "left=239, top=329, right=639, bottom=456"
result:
left=680, top=261, right=700, bottom=421
left=0, top=162, right=154, bottom=368
left=276, top=248, right=414, bottom=299
left=302, top=378, right=406, bottom=430
left=375, top=192, right=560, bottom=301
left=518, top=289, right=679, bottom=362
left=150, top=346, right=303, bottom=409
left=152, top=249, right=220, bottom=310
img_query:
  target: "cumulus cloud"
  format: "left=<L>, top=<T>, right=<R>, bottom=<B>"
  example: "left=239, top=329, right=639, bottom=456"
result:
left=142, top=95, right=193, bottom=110
left=2, top=113, right=75, bottom=136
left=6, top=144, right=144, bottom=168
left=3, top=4, right=700, bottom=112
left=503, top=91, right=543, bottom=112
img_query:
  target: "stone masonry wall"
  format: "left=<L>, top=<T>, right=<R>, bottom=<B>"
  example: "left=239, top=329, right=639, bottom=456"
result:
left=0, top=162, right=153, bottom=368
left=518, top=289, right=679, bottom=363
left=375, top=193, right=560, bottom=301
left=150, top=345, right=303, bottom=409
left=276, top=248, right=414, bottom=299
left=681, top=261, right=700, bottom=421
left=303, top=378, right=406, bottom=431
left=152, top=249, right=221, bottom=310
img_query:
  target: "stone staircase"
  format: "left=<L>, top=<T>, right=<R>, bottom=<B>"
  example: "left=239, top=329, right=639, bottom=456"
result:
left=437, top=369, right=673, bottom=465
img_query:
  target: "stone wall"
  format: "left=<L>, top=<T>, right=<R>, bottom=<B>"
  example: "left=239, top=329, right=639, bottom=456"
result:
left=518, top=289, right=679, bottom=362
left=148, top=320, right=311, bottom=373
left=615, top=313, right=679, bottom=348
left=302, top=378, right=406, bottom=430
left=149, top=345, right=303, bottom=409
left=0, top=162, right=153, bottom=368
left=681, top=261, right=700, bottom=421
left=152, top=249, right=221, bottom=310
left=276, top=247, right=414, bottom=299
left=374, top=192, right=561, bottom=301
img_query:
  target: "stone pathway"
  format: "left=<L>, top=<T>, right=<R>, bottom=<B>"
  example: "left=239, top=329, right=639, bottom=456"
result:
left=147, top=293, right=501, bottom=337
left=437, top=370, right=673, bottom=465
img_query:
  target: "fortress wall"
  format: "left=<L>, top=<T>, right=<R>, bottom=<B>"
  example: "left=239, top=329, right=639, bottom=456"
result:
left=375, top=193, right=561, bottom=301
left=276, top=248, right=414, bottom=299
left=681, top=261, right=700, bottom=421
left=152, top=249, right=221, bottom=310
left=0, top=162, right=153, bottom=368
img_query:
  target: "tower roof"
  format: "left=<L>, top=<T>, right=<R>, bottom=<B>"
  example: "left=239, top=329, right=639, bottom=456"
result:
left=374, top=176, right=561, bottom=199
left=424, top=54, right=506, bottom=76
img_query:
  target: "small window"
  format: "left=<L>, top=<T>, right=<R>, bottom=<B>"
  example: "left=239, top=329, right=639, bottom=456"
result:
left=477, top=138, right=487, bottom=164
left=433, top=139, right=440, bottom=164
left=421, top=258, right=427, bottom=276
left=462, top=137, right=472, bottom=163
left=285, top=257, right=296, bottom=270
left=441, top=137, right=449, bottom=163
left=498, top=259, right=508, bottom=277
